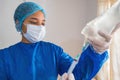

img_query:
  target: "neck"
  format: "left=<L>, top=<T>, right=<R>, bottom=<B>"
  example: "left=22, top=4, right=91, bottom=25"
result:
left=21, top=35, right=31, bottom=43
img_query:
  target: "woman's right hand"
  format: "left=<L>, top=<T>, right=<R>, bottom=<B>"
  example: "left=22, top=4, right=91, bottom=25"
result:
left=60, top=73, right=75, bottom=80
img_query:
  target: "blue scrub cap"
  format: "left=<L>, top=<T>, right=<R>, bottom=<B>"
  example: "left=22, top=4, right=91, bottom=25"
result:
left=14, top=2, right=46, bottom=32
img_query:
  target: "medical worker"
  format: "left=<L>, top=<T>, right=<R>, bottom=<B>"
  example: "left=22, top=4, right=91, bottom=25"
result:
left=0, top=2, right=112, bottom=80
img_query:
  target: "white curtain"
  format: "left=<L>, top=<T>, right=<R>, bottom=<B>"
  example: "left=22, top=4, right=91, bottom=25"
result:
left=110, top=29, right=120, bottom=80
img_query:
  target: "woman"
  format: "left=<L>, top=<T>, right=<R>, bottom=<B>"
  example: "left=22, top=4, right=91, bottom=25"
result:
left=0, top=2, right=112, bottom=80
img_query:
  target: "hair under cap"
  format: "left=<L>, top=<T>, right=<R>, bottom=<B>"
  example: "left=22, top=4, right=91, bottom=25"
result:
left=14, top=2, right=46, bottom=32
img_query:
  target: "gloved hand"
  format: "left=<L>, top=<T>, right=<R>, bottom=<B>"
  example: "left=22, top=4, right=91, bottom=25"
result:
left=87, top=31, right=112, bottom=53
left=60, top=73, right=75, bottom=80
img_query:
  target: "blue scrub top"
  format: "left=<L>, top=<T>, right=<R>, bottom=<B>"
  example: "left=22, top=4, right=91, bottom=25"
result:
left=0, top=41, right=108, bottom=80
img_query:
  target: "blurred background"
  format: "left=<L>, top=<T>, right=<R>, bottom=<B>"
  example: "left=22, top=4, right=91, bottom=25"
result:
left=0, top=0, right=97, bottom=57
left=0, top=0, right=120, bottom=80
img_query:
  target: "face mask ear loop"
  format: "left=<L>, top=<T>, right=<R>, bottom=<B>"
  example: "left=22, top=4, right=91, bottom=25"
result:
left=21, top=23, right=27, bottom=35
left=21, top=30, right=25, bottom=35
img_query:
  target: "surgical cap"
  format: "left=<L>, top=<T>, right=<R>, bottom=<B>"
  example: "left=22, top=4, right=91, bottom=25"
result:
left=14, top=2, right=46, bottom=32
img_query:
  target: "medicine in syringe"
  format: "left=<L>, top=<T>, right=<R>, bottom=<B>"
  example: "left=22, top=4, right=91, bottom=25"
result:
left=67, top=59, right=78, bottom=74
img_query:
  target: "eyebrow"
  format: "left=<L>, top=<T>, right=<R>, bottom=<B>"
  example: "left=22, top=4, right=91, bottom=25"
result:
left=30, top=18, right=46, bottom=22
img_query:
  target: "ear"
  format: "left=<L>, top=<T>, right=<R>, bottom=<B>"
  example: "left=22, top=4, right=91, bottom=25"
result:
left=15, top=20, right=21, bottom=32
left=15, top=19, right=19, bottom=24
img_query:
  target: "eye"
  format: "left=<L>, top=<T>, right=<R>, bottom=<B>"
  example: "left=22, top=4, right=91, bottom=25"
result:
left=29, top=21, right=37, bottom=24
left=42, top=23, right=45, bottom=26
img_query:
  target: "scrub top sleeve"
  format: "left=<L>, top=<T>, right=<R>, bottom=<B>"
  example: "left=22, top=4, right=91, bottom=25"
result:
left=73, top=45, right=108, bottom=80
left=53, top=45, right=74, bottom=76
left=0, top=51, right=8, bottom=80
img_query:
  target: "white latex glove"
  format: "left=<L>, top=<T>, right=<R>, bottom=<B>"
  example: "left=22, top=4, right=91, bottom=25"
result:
left=81, top=0, right=120, bottom=41
left=60, top=73, right=75, bottom=80
left=87, top=31, right=112, bottom=53
left=111, top=23, right=120, bottom=34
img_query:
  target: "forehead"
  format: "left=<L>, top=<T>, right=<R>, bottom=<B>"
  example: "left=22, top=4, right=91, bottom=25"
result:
left=26, top=11, right=45, bottom=21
